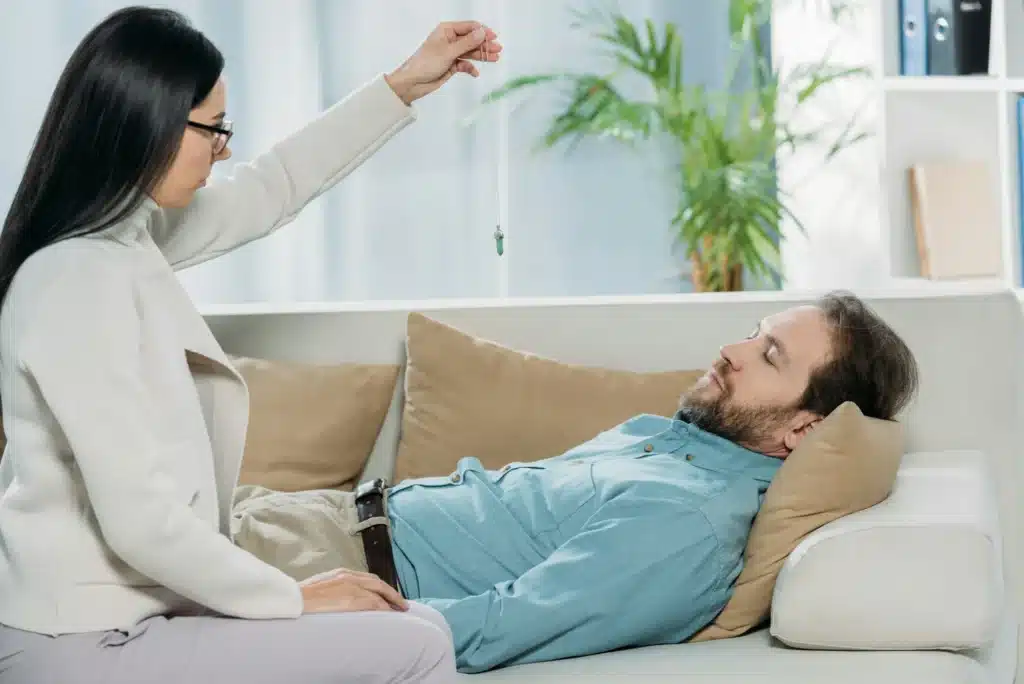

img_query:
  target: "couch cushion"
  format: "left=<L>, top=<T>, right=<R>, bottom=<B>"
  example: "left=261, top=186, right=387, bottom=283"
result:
left=690, top=401, right=904, bottom=642
left=457, top=627, right=998, bottom=684
left=769, top=450, right=1002, bottom=651
left=394, top=312, right=703, bottom=481
left=233, top=356, right=399, bottom=492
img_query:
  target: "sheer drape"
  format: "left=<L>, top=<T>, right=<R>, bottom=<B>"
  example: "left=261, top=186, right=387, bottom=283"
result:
left=1, top=1, right=734, bottom=305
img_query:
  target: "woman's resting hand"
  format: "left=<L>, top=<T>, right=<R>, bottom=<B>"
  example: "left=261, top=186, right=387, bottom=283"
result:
left=299, top=568, right=409, bottom=614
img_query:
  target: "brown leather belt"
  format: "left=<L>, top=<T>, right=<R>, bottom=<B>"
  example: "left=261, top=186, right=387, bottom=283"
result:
left=354, top=478, right=403, bottom=595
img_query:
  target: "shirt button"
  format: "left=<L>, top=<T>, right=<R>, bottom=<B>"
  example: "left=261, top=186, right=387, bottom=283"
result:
left=643, top=444, right=654, bottom=453
left=450, top=472, right=462, bottom=483
left=685, top=453, right=694, bottom=461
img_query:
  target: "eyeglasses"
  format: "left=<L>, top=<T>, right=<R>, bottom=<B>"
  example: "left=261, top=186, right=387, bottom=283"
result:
left=187, top=119, right=233, bottom=154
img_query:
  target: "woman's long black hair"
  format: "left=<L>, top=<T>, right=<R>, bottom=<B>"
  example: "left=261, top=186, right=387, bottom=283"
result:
left=0, top=6, right=223, bottom=308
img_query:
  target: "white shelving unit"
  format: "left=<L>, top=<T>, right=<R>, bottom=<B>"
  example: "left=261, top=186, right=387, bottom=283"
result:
left=877, top=0, right=1024, bottom=290
left=772, top=1, right=1024, bottom=296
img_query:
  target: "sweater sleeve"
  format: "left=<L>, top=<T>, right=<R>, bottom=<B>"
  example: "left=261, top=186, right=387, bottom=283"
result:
left=152, top=74, right=416, bottom=271
left=22, top=262, right=304, bottom=620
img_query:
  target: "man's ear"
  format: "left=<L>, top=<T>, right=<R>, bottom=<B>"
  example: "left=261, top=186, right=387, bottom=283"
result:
left=782, top=411, right=823, bottom=452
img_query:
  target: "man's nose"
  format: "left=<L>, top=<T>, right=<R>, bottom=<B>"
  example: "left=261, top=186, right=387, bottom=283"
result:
left=719, top=344, right=739, bottom=370
left=719, top=338, right=755, bottom=370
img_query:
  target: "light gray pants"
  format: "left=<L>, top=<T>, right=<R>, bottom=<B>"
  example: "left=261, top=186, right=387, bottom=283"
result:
left=0, top=602, right=455, bottom=684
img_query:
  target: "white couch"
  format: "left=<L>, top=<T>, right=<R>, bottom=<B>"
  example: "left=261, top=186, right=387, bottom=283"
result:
left=203, top=285, right=1024, bottom=684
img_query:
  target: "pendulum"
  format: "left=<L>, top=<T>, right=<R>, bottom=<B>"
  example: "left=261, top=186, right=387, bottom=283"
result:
left=494, top=226, right=505, bottom=256
left=494, top=225, right=505, bottom=256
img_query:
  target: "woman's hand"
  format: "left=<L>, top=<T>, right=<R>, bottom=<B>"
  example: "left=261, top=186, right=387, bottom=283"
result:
left=299, top=568, right=409, bottom=613
left=385, top=21, right=502, bottom=105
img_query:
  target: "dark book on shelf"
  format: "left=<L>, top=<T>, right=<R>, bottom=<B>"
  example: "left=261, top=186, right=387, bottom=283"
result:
left=927, top=0, right=992, bottom=75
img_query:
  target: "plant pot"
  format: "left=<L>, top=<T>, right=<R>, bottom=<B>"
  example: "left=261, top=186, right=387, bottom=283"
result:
left=690, top=261, right=743, bottom=292
left=689, top=242, right=744, bottom=292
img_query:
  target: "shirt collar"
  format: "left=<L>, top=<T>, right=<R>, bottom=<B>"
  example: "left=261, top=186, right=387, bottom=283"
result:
left=670, top=414, right=785, bottom=484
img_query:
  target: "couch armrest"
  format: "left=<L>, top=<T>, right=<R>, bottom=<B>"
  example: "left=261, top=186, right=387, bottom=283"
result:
left=770, top=450, right=1004, bottom=651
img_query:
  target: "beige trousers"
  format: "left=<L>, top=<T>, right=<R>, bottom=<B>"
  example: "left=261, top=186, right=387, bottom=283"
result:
left=0, top=485, right=454, bottom=683
left=230, top=484, right=373, bottom=583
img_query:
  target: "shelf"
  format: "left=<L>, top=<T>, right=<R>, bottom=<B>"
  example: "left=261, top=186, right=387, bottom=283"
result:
left=881, top=90, right=1004, bottom=279
left=888, top=276, right=1009, bottom=289
left=882, top=76, right=1024, bottom=93
left=773, top=1, right=1024, bottom=292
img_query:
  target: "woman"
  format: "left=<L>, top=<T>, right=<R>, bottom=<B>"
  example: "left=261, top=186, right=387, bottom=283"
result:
left=0, top=6, right=500, bottom=683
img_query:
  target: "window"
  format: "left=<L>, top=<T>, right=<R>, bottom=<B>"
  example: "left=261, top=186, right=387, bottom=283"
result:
left=0, top=0, right=740, bottom=305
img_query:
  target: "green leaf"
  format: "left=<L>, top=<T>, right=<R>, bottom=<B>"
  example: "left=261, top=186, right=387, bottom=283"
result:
left=646, top=18, right=660, bottom=67
left=612, top=13, right=645, bottom=56
left=796, top=64, right=871, bottom=104
left=665, top=24, right=684, bottom=91
left=826, top=129, right=870, bottom=160
left=776, top=196, right=810, bottom=236
left=479, top=73, right=578, bottom=104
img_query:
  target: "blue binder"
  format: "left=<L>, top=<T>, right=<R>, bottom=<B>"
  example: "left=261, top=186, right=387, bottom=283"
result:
left=900, top=0, right=928, bottom=75
left=1017, top=96, right=1024, bottom=286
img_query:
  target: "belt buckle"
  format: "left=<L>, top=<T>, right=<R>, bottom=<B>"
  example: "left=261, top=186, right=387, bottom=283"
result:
left=355, top=477, right=388, bottom=502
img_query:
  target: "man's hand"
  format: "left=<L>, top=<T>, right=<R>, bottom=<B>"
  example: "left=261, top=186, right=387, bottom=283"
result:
left=385, top=21, right=502, bottom=105
left=299, top=568, right=409, bottom=614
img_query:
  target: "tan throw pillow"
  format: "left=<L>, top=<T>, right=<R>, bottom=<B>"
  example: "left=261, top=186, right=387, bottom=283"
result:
left=394, top=312, right=704, bottom=481
left=232, top=356, right=400, bottom=492
left=689, top=401, right=904, bottom=642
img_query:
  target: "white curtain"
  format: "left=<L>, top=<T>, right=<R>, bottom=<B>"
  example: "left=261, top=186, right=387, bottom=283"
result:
left=0, top=0, right=733, bottom=305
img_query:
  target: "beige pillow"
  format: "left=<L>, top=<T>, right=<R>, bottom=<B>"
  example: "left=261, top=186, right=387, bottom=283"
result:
left=394, top=312, right=704, bottom=481
left=232, top=356, right=400, bottom=492
left=689, top=401, right=904, bottom=642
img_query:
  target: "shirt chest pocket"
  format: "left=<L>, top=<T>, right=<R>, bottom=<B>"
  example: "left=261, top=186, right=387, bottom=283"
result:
left=494, top=460, right=598, bottom=535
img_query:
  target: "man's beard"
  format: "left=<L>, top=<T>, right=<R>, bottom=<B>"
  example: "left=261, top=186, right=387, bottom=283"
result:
left=677, top=372, right=800, bottom=450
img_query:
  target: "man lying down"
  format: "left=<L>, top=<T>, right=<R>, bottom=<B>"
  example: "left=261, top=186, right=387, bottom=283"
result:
left=231, top=290, right=919, bottom=674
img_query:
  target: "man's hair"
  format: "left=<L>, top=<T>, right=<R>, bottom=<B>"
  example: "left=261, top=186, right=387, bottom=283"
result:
left=797, top=291, right=919, bottom=421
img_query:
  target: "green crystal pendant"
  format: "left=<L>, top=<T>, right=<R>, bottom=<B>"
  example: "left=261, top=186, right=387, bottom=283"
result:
left=494, top=227, right=505, bottom=256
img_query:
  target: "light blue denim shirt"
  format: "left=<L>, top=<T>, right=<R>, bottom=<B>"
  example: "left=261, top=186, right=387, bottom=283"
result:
left=386, top=414, right=783, bottom=673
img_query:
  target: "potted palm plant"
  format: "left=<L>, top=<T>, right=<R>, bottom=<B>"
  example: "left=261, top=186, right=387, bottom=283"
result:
left=479, top=0, right=870, bottom=291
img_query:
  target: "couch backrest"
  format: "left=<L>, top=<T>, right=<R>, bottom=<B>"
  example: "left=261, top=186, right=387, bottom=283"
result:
left=205, top=286, right=1024, bottom=643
